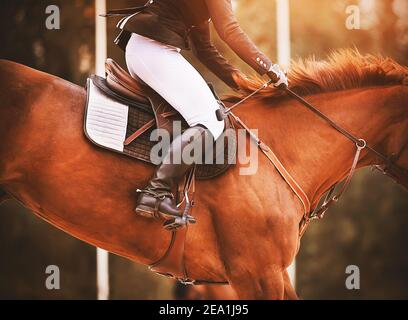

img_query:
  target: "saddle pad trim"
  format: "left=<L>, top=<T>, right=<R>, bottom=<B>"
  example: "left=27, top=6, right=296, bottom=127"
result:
left=84, top=78, right=129, bottom=153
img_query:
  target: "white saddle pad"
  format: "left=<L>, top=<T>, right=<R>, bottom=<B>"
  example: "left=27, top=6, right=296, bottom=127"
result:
left=84, top=78, right=129, bottom=152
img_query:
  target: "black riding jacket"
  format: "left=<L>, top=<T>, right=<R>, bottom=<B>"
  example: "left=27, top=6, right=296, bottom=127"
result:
left=109, top=0, right=273, bottom=88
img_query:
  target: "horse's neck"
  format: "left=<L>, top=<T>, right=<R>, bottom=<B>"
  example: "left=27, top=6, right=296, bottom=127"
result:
left=240, top=85, right=407, bottom=208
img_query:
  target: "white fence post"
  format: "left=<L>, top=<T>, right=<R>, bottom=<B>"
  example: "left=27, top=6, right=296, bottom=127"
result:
left=95, top=0, right=110, bottom=301
left=276, top=0, right=291, bottom=69
left=276, top=0, right=295, bottom=287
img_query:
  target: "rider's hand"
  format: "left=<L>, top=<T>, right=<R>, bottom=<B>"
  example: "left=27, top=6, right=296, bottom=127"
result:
left=267, top=64, right=288, bottom=89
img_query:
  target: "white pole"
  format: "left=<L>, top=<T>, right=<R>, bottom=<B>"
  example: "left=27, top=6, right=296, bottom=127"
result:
left=276, top=0, right=291, bottom=69
left=95, top=0, right=107, bottom=76
left=276, top=0, right=295, bottom=287
left=95, top=0, right=110, bottom=301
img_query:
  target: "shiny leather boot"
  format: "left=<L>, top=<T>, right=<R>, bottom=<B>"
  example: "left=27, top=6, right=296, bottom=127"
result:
left=135, top=126, right=208, bottom=221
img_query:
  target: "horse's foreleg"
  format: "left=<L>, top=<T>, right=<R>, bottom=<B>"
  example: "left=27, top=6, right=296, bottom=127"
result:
left=283, top=270, right=299, bottom=300
left=228, top=265, right=298, bottom=300
left=216, top=206, right=300, bottom=300
left=228, top=266, right=285, bottom=299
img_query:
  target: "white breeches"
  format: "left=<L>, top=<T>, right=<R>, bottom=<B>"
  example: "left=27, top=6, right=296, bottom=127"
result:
left=125, top=33, right=225, bottom=140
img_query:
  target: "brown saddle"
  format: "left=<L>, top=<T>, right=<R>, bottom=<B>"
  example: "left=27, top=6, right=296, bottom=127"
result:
left=92, top=59, right=237, bottom=180
left=105, top=59, right=177, bottom=136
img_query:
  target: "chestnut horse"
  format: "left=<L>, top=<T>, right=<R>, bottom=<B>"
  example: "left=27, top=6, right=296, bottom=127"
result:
left=174, top=282, right=239, bottom=300
left=0, top=50, right=407, bottom=299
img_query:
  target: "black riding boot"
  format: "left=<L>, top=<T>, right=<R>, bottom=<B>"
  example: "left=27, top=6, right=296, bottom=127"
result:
left=135, top=126, right=209, bottom=221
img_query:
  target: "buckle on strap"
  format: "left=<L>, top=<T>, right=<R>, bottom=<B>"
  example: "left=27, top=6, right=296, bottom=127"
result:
left=356, top=139, right=367, bottom=150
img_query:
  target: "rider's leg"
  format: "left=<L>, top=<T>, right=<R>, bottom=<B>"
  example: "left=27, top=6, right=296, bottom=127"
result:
left=125, top=33, right=224, bottom=221
left=125, top=33, right=224, bottom=140
left=136, top=125, right=210, bottom=219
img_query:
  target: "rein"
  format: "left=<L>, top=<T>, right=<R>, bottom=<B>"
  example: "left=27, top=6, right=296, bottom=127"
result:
left=228, top=82, right=407, bottom=237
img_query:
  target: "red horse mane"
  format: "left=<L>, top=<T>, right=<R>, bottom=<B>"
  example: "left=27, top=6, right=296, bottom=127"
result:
left=227, top=49, right=408, bottom=102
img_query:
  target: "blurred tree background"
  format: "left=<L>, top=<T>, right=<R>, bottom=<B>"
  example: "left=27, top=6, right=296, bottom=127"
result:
left=0, top=0, right=407, bottom=299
